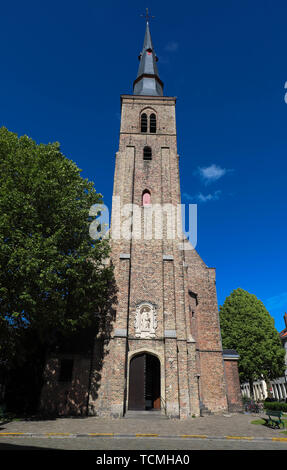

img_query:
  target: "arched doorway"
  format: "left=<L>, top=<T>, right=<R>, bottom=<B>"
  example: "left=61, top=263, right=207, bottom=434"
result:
left=128, top=353, right=161, bottom=411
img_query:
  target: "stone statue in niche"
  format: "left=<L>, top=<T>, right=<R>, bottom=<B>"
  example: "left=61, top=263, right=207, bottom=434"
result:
left=135, top=302, right=157, bottom=338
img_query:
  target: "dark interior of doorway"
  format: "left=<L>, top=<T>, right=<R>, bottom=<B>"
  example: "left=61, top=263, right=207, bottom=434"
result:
left=128, top=353, right=161, bottom=411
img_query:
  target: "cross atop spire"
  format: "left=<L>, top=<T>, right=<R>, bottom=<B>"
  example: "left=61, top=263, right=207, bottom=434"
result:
left=140, top=8, right=155, bottom=23
left=133, top=18, right=164, bottom=96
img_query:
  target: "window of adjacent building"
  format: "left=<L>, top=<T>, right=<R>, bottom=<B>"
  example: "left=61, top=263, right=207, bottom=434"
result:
left=143, top=146, right=152, bottom=160
left=150, top=114, right=156, bottom=133
left=58, top=358, right=74, bottom=382
left=141, top=113, right=148, bottom=133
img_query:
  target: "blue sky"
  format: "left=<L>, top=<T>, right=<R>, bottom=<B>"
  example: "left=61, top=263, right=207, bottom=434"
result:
left=1, top=0, right=287, bottom=332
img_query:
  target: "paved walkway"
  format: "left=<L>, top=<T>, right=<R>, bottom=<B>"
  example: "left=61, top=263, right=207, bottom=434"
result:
left=0, top=412, right=286, bottom=442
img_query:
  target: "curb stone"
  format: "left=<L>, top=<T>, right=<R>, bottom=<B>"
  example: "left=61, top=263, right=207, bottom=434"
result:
left=0, top=432, right=287, bottom=442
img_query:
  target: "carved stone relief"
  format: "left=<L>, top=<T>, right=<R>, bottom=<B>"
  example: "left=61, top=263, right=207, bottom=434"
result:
left=134, top=302, right=157, bottom=338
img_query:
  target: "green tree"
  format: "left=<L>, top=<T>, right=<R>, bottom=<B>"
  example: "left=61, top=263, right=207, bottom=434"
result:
left=0, top=127, right=115, bottom=369
left=219, top=288, right=285, bottom=396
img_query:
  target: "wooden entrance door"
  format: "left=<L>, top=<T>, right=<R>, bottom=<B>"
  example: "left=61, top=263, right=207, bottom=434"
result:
left=128, top=353, right=161, bottom=411
left=128, top=353, right=145, bottom=410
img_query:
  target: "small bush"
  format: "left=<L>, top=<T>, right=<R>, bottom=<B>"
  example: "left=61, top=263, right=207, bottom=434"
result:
left=0, top=404, right=6, bottom=418
left=263, top=401, right=287, bottom=412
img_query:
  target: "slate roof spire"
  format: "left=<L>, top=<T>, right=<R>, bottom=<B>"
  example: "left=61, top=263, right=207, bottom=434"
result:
left=133, top=20, right=164, bottom=96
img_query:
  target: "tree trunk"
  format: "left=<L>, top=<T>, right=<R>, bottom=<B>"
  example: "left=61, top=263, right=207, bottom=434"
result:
left=249, top=378, right=254, bottom=399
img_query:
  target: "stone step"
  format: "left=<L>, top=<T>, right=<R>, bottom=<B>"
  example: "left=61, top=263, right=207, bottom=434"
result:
left=200, top=404, right=213, bottom=416
left=124, top=410, right=168, bottom=419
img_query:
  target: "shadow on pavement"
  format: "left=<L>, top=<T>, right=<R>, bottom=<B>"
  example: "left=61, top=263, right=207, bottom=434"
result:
left=0, top=442, right=62, bottom=451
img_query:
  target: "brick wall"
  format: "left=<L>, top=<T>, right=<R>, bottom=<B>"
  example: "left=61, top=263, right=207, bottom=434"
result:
left=223, top=358, right=243, bottom=412
left=40, top=354, right=90, bottom=416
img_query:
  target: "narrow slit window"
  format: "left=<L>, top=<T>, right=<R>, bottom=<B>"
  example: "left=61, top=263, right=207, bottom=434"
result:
left=143, top=147, right=152, bottom=160
left=142, top=190, right=151, bottom=206
left=150, top=114, right=156, bottom=133
left=143, top=146, right=152, bottom=160
left=141, top=113, right=148, bottom=133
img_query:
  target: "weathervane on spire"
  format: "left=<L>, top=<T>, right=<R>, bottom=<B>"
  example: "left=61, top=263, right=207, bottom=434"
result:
left=140, top=8, right=155, bottom=23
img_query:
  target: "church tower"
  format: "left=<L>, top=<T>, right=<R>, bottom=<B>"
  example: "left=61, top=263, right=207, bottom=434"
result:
left=40, top=18, right=243, bottom=418
left=89, top=20, right=231, bottom=418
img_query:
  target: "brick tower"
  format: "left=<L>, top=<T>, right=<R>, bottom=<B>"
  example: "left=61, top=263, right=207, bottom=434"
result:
left=88, top=20, right=230, bottom=419
left=40, top=19, right=243, bottom=418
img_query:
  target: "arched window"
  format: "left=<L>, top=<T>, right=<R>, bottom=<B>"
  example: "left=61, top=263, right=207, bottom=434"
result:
left=141, top=113, right=147, bottom=133
left=142, top=189, right=151, bottom=206
left=143, top=146, right=152, bottom=160
left=150, top=114, right=156, bottom=133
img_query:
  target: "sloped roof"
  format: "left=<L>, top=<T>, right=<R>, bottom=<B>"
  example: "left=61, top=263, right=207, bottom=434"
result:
left=133, top=22, right=163, bottom=96
left=223, top=349, right=240, bottom=360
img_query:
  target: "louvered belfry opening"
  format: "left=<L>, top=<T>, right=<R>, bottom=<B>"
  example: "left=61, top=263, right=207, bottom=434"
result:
left=128, top=353, right=161, bottom=411
left=141, top=113, right=148, bottom=132
left=150, top=113, right=156, bottom=133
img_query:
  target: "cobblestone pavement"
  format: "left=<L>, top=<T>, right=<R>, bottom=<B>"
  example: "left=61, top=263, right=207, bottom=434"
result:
left=0, top=412, right=286, bottom=442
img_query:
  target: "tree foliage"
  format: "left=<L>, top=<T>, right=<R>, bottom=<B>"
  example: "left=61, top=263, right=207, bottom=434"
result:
left=219, top=288, right=285, bottom=384
left=0, top=127, right=115, bottom=367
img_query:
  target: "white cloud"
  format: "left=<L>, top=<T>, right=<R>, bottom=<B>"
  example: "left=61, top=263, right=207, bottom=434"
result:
left=196, top=164, right=233, bottom=185
left=183, top=190, right=221, bottom=203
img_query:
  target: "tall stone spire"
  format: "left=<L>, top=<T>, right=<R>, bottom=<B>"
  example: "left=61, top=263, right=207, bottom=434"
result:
left=133, top=21, right=164, bottom=96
